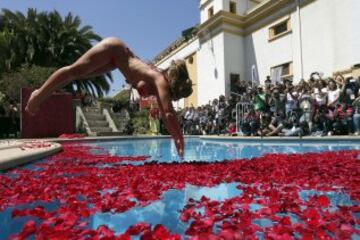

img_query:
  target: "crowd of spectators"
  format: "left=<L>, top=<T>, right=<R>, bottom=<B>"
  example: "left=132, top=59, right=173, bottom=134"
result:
left=179, top=94, right=238, bottom=135
left=179, top=73, right=360, bottom=137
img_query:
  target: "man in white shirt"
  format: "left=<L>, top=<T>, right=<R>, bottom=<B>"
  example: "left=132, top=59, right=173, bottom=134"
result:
left=327, top=80, right=340, bottom=108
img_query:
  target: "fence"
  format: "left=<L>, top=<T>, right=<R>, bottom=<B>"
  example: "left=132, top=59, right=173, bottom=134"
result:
left=235, top=102, right=254, bottom=134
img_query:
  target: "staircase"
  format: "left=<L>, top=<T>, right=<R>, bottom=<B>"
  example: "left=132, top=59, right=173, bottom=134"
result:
left=81, top=107, right=119, bottom=136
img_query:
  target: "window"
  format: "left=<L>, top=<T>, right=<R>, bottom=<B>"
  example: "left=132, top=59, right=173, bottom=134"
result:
left=270, top=62, right=293, bottom=83
left=269, top=18, right=291, bottom=41
left=229, top=1, right=237, bottom=14
left=208, top=6, right=214, bottom=19
left=230, top=73, right=240, bottom=93
left=187, top=56, right=194, bottom=64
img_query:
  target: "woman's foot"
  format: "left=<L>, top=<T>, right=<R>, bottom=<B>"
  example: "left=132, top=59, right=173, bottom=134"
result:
left=25, top=89, right=41, bottom=116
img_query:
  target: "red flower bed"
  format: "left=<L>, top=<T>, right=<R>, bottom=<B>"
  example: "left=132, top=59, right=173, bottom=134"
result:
left=0, top=143, right=359, bottom=239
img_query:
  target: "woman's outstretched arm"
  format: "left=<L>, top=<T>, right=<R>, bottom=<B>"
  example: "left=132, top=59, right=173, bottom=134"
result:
left=155, top=76, right=184, bottom=158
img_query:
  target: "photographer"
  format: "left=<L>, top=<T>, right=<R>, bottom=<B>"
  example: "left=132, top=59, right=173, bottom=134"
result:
left=332, top=103, right=352, bottom=135
left=339, top=76, right=358, bottom=105
left=241, top=106, right=260, bottom=136
left=312, top=106, right=330, bottom=136
left=299, top=87, right=314, bottom=133
left=254, top=86, right=267, bottom=112
left=327, top=79, right=341, bottom=109
left=353, top=89, right=360, bottom=135
left=284, top=80, right=299, bottom=118
left=266, top=112, right=285, bottom=136
left=184, top=106, right=195, bottom=134
left=268, top=86, right=285, bottom=117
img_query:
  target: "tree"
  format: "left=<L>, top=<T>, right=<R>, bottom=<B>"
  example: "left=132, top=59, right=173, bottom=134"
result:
left=0, top=8, right=112, bottom=97
left=113, top=89, right=131, bottom=107
left=0, top=65, right=56, bottom=102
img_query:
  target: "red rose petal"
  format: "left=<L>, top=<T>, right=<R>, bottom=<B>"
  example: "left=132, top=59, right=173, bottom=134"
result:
left=126, top=222, right=151, bottom=235
left=317, top=195, right=330, bottom=208
left=20, top=220, right=37, bottom=238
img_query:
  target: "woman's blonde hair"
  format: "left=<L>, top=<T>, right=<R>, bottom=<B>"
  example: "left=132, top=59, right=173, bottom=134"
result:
left=167, top=60, right=193, bottom=101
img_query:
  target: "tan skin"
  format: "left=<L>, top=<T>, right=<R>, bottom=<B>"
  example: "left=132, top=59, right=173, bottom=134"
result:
left=25, top=37, right=184, bottom=157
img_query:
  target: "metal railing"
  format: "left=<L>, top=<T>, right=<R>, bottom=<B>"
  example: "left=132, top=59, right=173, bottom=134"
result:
left=75, top=106, right=93, bottom=136
left=235, top=102, right=254, bottom=134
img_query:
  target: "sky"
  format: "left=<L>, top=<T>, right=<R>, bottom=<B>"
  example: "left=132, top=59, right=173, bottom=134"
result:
left=0, top=0, right=200, bottom=96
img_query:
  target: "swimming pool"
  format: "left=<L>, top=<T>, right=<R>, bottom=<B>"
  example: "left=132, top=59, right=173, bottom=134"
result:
left=86, top=137, right=360, bottom=163
left=0, top=138, right=359, bottom=239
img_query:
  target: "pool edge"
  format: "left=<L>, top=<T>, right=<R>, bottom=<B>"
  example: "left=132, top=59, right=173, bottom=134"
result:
left=0, top=142, right=62, bottom=171
left=50, top=135, right=360, bottom=143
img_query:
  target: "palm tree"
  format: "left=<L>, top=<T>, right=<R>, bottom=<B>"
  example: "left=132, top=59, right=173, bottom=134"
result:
left=0, top=8, right=112, bottom=97
left=0, top=10, right=28, bottom=73
left=0, top=29, right=16, bottom=73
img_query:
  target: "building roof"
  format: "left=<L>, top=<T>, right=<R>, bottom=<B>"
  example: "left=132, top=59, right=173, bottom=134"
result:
left=153, top=0, right=303, bottom=64
left=153, top=25, right=199, bottom=64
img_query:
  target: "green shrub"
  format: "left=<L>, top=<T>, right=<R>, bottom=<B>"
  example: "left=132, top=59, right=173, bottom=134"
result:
left=0, top=65, right=55, bottom=102
left=130, top=109, right=149, bottom=134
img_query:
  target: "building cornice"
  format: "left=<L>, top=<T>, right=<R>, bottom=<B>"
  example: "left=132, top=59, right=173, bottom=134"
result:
left=199, top=0, right=213, bottom=9
left=198, top=11, right=246, bottom=38
left=155, top=37, right=198, bottom=66
left=245, top=0, right=293, bottom=26
left=156, top=0, right=316, bottom=63
left=198, top=0, right=315, bottom=39
left=200, top=0, right=262, bottom=9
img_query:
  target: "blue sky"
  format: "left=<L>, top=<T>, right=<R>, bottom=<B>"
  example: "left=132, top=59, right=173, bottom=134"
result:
left=0, top=0, right=199, bottom=96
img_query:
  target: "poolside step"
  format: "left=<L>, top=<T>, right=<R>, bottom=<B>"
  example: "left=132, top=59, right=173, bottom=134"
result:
left=90, top=127, right=113, bottom=133
left=87, top=120, right=109, bottom=128
left=80, top=106, right=120, bottom=135
left=96, top=131, right=126, bottom=136
left=84, top=113, right=106, bottom=121
left=84, top=107, right=102, bottom=113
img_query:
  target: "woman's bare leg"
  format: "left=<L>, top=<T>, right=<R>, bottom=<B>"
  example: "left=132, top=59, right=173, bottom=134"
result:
left=38, top=40, right=117, bottom=99
left=25, top=38, right=123, bottom=114
left=79, top=62, right=116, bottom=79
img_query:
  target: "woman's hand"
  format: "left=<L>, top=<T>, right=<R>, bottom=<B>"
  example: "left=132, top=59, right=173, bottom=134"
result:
left=164, top=111, right=184, bottom=157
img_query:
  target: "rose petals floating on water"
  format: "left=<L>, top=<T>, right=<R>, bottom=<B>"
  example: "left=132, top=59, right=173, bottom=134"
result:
left=20, top=140, right=53, bottom=150
left=58, top=134, right=86, bottom=139
left=0, top=143, right=359, bottom=239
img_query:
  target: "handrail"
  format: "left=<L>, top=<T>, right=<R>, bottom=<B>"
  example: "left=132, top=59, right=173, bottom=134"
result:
left=103, top=109, right=119, bottom=132
left=235, top=102, right=254, bottom=134
left=75, top=106, right=94, bottom=136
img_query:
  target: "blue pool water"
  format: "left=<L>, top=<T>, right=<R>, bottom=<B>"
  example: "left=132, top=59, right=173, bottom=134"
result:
left=1, top=138, right=359, bottom=239
left=90, top=183, right=243, bottom=236
left=87, top=137, right=360, bottom=163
